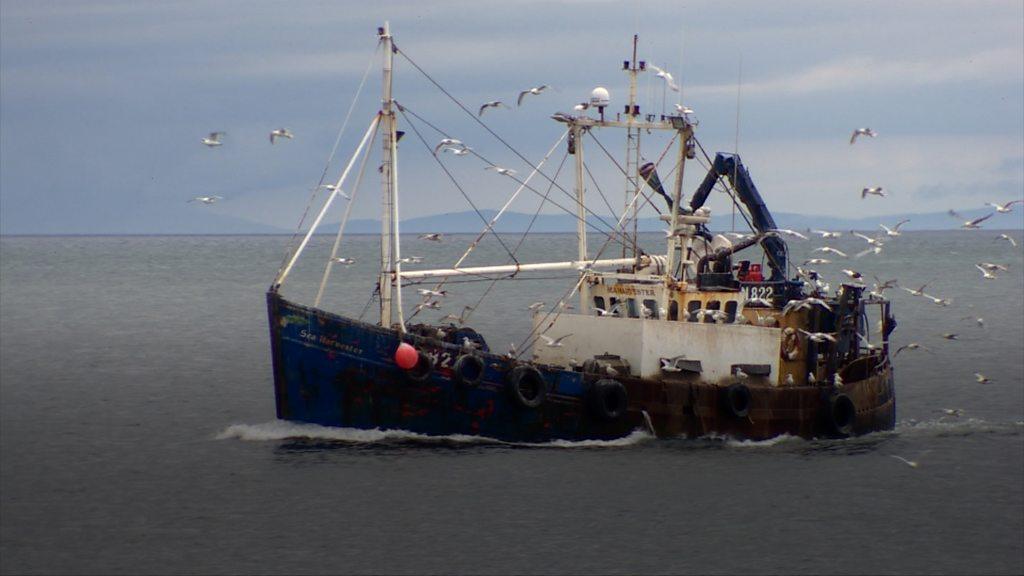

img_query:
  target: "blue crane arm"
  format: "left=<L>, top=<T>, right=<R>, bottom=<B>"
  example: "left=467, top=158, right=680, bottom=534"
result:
left=690, top=153, right=788, bottom=281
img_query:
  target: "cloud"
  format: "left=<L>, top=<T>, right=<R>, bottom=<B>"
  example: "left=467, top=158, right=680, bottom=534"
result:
left=688, top=48, right=1023, bottom=98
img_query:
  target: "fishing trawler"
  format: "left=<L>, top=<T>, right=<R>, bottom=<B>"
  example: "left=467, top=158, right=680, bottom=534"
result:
left=266, top=24, right=896, bottom=442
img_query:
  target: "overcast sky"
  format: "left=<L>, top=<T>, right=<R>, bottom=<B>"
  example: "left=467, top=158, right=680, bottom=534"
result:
left=1, top=0, right=1022, bottom=234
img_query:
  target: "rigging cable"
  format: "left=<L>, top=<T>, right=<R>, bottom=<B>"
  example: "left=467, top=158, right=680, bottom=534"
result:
left=274, top=39, right=381, bottom=286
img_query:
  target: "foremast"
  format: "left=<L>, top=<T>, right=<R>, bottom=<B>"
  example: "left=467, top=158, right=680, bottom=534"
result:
left=377, top=22, right=405, bottom=332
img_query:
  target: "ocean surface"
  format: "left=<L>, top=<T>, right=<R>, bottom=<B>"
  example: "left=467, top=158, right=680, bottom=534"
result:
left=1, top=231, right=1022, bottom=575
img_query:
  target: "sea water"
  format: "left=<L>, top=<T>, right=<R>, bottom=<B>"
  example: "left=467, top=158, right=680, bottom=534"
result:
left=1, top=231, right=1022, bottom=575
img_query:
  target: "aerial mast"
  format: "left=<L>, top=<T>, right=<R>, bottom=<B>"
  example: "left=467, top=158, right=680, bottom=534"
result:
left=378, top=22, right=404, bottom=331
left=623, top=34, right=643, bottom=258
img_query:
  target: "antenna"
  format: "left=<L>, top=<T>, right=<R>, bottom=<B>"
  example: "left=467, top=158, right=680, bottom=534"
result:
left=732, top=54, right=743, bottom=232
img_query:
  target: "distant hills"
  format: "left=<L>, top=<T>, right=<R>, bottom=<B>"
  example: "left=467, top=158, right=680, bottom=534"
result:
left=329, top=208, right=1023, bottom=235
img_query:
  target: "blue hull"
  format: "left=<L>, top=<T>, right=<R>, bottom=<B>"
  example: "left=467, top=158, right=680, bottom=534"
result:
left=267, top=292, right=637, bottom=442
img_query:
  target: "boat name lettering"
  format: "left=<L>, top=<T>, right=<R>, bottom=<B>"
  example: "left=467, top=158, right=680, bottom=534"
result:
left=298, top=329, right=363, bottom=355
left=607, top=285, right=656, bottom=297
left=424, top=349, right=456, bottom=369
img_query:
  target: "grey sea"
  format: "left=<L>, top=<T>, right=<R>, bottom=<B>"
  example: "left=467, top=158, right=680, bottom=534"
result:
left=2, top=231, right=1023, bottom=575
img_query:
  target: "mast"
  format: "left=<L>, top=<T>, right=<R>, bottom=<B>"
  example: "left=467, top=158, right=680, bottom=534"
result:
left=377, top=22, right=400, bottom=329
left=574, top=124, right=589, bottom=310
left=623, top=34, right=641, bottom=259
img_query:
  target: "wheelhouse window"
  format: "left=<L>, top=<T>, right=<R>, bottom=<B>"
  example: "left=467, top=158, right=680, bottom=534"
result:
left=626, top=298, right=639, bottom=318
left=593, top=296, right=606, bottom=316
left=686, top=301, right=701, bottom=323
left=725, top=301, right=738, bottom=323
left=704, top=300, right=721, bottom=323
left=642, top=299, right=658, bottom=319
left=669, top=301, right=679, bottom=321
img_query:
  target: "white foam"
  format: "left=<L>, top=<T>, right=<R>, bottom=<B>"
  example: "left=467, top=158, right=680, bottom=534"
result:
left=216, top=420, right=653, bottom=448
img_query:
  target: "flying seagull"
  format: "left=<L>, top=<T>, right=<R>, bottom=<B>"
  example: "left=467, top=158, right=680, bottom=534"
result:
left=948, top=210, right=994, bottom=229
left=815, top=246, right=847, bottom=257
left=485, top=165, right=517, bottom=176
left=418, top=233, right=443, bottom=242
left=648, top=64, right=680, bottom=92
left=880, top=219, right=910, bottom=237
left=188, top=195, right=223, bottom=204
left=317, top=184, right=350, bottom=200
left=478, top=100, right=510, bottom=116
left=201, top=132, right=225, bottom=147
left=433, top=138, right=465, bottom=155
left=539, top=333, right=572, bottom=347
left=861, top=187, right=886, bottom=199
left=517, top=85, right=550, bottom=106
left=850, top=128, right=878, bottom=145
left=996, top=234, right=1017, bottom=247
left=812, top=230, right=842, bottom=239
left=889, top=455, right=919, bottom=468
left=768, top=228, right=808, bottom=240
left=974, top=264, right=998, bottom=279
left=330, top=257, right=356, bottom=265
left=985, top=200, right=1022, bottom=213
left=269, top=128, right=294, bottom=144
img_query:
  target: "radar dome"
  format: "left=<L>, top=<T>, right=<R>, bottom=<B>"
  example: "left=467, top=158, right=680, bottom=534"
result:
left=590, top=87, right=610, bottom=107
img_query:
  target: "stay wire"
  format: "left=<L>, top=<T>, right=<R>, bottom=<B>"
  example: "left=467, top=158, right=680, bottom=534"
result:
left=395, top=49, right=632, bottom=247
left=275, top=40, right=382, bottom=281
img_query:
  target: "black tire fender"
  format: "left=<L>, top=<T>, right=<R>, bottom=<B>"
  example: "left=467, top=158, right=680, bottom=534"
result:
left=588, top=379, right=628, bottom=421
left=405, top=350, right=435, bottom=382
left=506, top=365, right=547, bottom=409
left=827, top=393, right=856, bottom=436
left=723, top=383, right=752, bottom=418
left=452, top=354, right=485, bottom=387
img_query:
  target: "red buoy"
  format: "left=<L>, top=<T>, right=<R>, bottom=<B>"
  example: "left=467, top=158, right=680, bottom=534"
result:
left=394, top=343, right=419, bottom=370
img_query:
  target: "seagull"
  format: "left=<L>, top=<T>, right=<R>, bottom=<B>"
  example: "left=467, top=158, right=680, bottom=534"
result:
left=648, top=64, right=680, bottom=92
left=850, top=128, right=878, bottom=144
left=782, top=297, right=833, bottom=314
left=901, top=284, right=928, bottom=297
left=856, top=333, right=881, bottom=352
left=936, top=408, right=964, bottom=417
left=880, top=219, right=910, bottom=237
left=833, top=373, right=844, bottom=389
left=974, top=373, right=992, bottom=384
left=527, top=302, right=545, bottom=312
left=539, top=334, right=572, bottom=347
left=415, top=300, right=442, bottom=311
left=815, top=247, right=848, bottom=257
left=330, top=257, right=356, bottom=265
left=812, top=230, right=842, bottom=239
left=784, top=373, right=795, bottom=386
left=318, top=184, right=351, bottom=199
left=201, top=131, right=225, bottom=147
left=768, top=228, right=808, bottom=240
left=978, top=262, right=1008, bottom=272
left=416, top=288, right=447, bottom=298
left=441, top=146, right=472, bottom=156
left=674, top=104, right=694, bottom=115
left=660, top=356, right=687, bottom=372
left=439, top=313, right=464, bottom=325
left=889, top=455, right=919, bottom=468
left=269, top=128, right=293, bottom=144
left=461, top=337, right=481, bottom=350
left=733, top=366, right=749, bottom=380
left=744, top=296, right=772, bottom=307
left=855, top=246, right=884, bottom=259
left=516, top=85, right=550, bottom=106
left=948, top=210, right=994, bottom=229
left=975, top=264, right=998, bottom=280
left=996, top=234, right=1017, bottom=247
left=433, top=138, right=464, bottom=155
left=852, top=232, right=885, bottom=246
left=861, top=187, right=886, bottom=199
left=188, top=195, right=224, bottom=204
left=573, top=102, right=590, bottom=111
left=894, top=342, right=929, bottom=356
left=928, top=295, right=952, bottom=307
left=418, top=233, right=443, bottom=242
left=941, top=333, right=959, bottom=340
left=398, top=256, right=425, bottom=264
left=478, top=100, right=509, bottom=116
left=485, top=165, right=517, bottom=176
left=986, top=200, right=1022, bottom=213
left=605, top=365, right=619, bottom=377
left=807, top=372, right=817, bottom=385
left=872, top=277, right=899, bottom=293
left=841, top=269, right=863, bottom=281
left=799, top=329, right=838, bottom=344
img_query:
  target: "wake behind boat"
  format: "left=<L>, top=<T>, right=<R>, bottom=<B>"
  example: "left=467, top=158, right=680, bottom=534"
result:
left=266, top=24, right=896, bottom=442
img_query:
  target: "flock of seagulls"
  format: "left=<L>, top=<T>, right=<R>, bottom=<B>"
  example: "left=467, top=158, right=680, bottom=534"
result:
left=192, top=127, right=297, bottom=204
